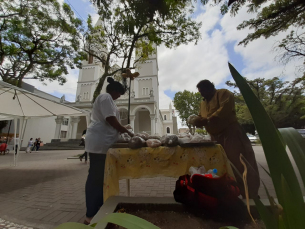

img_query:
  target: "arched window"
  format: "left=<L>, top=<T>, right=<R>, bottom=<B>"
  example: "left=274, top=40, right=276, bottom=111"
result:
left=167, top=127, right=170, bottom=133
left=164, top=115, right=167, bottom=120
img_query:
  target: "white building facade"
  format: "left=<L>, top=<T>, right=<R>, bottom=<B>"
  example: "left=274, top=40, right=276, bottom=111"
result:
left=70, top=45, right=178, bottom=138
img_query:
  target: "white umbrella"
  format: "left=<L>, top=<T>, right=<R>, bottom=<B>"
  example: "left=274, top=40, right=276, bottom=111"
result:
left=0, top=81, right=89, bottom=165
left=0, top=81, right=86, bottom=117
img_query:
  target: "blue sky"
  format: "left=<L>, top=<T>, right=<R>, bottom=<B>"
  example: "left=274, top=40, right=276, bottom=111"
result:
left=25, top=0, right=304, bottom=117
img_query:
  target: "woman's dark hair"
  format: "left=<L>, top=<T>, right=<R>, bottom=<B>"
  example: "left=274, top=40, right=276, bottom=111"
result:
left=106, top=77, right=126, bottom=95
left=196, top=80, right=215, bottom=91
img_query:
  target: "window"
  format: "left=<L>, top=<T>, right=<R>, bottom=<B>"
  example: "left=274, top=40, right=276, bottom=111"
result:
left=167, top=127, right=170, bottom=134
left=62, top=118, right=69, bottom=126
left=142, top=87, right=149, bottom=95
left=83, top=92, right=89, bottom=100
left=164, top=115, right=167, bottom=120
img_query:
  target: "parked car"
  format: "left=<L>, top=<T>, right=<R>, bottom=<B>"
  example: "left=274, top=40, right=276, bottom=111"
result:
left=296, top=129, right=305, bottom=138
left=247, top=134, right=258, bottom=143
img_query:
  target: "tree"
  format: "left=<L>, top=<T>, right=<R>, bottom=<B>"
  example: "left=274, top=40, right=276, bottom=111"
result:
left=202, top=0, right=305, bottom=75
left=274, top=30, right=305, bottom=76
left=87, top=0, right=201, bottom=103
left=236, top=0, right=305, bottom=46
left=173, top=90, right=202, bottom=133
left=226, top=76, right=305, bottom=129
left=0, top=0, right=86, bottom=87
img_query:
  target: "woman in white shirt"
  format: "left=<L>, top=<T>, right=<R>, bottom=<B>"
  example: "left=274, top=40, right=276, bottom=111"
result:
left=84, top=77, right=134, bottom=224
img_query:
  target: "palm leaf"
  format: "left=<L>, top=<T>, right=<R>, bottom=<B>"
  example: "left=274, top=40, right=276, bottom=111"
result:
left=279, top=128, right=305, bottom=188
left=281, top=174, right=305, bottom=229
left=94, top=213, right=160, bottom=229
left=228, top=63, right=305, bottom=226
left=54, top=222, right=91, bottom=229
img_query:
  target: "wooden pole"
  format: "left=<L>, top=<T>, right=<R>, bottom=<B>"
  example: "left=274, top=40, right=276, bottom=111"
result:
left=127, top=77, right=131, bottom=124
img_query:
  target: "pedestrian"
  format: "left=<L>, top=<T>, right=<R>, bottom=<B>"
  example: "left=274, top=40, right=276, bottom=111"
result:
left=32, top=138, right=37, bottom=151
left=194, top=79, right=260, bottom=199
left=35, top=138, right=41, bottom=151
left=14, top=137, right=19, bottom=155
left=79, top=129, right=88, bottom=162
left=83, top=77, right=134, bottom=225
left=26, top=138, right=34, bottom=153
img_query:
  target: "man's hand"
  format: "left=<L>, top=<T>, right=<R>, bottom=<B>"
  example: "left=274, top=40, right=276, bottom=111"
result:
left=193, top=117, right=208, bottom=127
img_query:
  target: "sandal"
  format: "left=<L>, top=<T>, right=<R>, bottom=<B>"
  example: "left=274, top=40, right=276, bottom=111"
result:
left=83, top=220, right=90, bottom=225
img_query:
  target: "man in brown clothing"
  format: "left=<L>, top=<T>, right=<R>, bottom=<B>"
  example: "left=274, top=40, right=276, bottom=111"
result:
left=194, top=79, right=260, bottom=198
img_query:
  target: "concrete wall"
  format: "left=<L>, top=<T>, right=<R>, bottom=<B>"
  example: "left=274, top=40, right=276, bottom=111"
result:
left=1, top=117, right=57, bottom=147
left=22, top=117, right=57, bottom=147
left=81, top=67, right=96, bottom=82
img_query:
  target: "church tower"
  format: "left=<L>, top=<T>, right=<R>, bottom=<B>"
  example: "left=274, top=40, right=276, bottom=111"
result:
left=133, top=43, right=159, bottom=111
left=75, top=53, right=105, bottom=103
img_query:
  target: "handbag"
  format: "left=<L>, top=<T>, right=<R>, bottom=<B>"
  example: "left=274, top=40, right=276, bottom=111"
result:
left=173, top=173, right=246, bottom=219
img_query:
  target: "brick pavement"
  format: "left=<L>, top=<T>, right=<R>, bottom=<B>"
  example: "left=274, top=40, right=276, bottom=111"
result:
left=0, top=147, right=283, bottom=229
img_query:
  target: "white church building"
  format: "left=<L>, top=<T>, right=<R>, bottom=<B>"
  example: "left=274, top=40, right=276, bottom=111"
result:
left=68, top=45, right=178, bottom=139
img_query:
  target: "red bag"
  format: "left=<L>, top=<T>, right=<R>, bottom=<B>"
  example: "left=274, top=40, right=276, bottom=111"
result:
left=173, top=173, right=245, bottom=219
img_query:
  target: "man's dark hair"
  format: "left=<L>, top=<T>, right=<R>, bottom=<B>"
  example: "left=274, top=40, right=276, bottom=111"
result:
left=106, top=77, right=126, bottom=95
left=196, top=80, right=215, bottom=91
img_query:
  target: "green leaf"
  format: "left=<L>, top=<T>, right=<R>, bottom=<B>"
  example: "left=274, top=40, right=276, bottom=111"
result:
left=228, top=63, right=305, bottom=226
left=281, top=174, right=305, bottom=229
left=54, top=222, right=91, bottom=229
left=278, top=215, right=286, bottom=229
left=94, top=213, right=160, bottom=229
left=279, top=128, right=305, bottom=188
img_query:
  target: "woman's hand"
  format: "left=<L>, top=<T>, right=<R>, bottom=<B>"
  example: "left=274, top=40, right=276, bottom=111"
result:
left=128, top=131, right=134, bottom=137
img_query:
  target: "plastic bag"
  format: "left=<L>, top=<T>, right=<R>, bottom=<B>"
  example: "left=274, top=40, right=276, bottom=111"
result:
left=146, top=139, right=162, bottom=148
left=161, top=134, right=179, bottom=147
left=190, top=134, right=205, bottom=143
left=128, top=136, right=146, bottom=149
left=117, top=133, right=131, bottom=143
left=187, top=114, right=201, bottom=125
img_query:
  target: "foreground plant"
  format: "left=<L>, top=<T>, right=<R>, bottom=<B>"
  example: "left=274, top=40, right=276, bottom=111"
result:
left=54, top=212, right=160, bottom=229
left=229, top=63, right=305, bottom=228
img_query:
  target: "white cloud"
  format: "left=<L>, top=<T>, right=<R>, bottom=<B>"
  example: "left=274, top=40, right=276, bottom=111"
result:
left=220, top=4, right=304, bottom=81
left=158, top=4, right=229, bottom=94
left=24, top=68, right=79, bottom=102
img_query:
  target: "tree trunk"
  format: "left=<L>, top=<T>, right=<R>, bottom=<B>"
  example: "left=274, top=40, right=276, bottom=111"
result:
left=92, top=73, right=107, bottom=103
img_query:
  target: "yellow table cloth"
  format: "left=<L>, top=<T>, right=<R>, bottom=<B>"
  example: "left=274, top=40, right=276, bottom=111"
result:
left=103, top=145, right=235, bottom=202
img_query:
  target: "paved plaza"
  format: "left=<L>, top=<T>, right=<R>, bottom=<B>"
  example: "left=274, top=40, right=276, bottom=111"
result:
left=0, top=146, right=293, bottom=229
